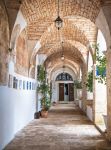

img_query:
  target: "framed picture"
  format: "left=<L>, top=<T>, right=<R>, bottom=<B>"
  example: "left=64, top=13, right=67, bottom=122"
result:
left=27, top=81, right=29, bottom=90
left=8, top=74, right=13, bottom=88
left=19, top=80, right=22, bottom=90
left=13, top=77, right=18, bottom=89
left=29, top=82, right=31, bottom=90
left=23, top=81, right=25, bottom=90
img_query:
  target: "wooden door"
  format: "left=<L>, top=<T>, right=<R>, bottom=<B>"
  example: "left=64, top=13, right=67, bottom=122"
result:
left=69, top=83, right=74, bottom=101
left=59, top=83, right=64, bottom=101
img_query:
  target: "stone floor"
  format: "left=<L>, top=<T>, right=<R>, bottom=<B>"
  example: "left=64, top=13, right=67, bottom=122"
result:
left=4, top=103, right=105, bottom=150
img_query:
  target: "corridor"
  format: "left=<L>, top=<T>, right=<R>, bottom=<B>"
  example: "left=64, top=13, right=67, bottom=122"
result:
left=4, top=103, right=104, bottom=150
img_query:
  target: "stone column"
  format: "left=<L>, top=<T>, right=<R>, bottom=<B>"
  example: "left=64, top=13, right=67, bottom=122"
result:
left=81, top=65, right=87, bottom=113
left=106, top=50, right=111, bottom=141
left=92, top=64, right=96, bottom=123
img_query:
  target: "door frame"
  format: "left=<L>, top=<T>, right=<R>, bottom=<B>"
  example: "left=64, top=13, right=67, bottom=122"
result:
left=57, top=81, right=74, bottom=102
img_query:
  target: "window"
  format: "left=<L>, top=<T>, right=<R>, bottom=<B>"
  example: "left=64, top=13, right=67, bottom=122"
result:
left=56, top=73, right=73, bottom=81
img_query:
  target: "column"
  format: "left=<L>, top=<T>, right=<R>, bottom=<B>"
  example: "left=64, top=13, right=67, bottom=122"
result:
left=81, top=65, right=87, bottom=112
left=106, top=50, right=111, bottom=141
left=93, top=64, right=96, bottom=123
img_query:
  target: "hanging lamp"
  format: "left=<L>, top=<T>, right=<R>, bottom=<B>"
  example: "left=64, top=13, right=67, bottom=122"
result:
left=55, top=0, right=63, bottom=30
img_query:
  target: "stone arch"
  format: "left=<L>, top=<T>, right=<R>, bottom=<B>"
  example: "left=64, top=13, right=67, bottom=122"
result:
left=51, top=66, right=76, bottom=82
left=96, top=7, right=111, bottom=49
left=10, top=24, right=21, bottom=50
left=48, top=62, right=79, bottom=83
left=45, top=58, right=79, bottom=76
left=42, top=42, right=86, bottom=66
left=0, top=1, right=9, bottom=85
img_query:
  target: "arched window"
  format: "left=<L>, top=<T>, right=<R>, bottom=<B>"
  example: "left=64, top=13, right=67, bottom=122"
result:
left=56, top=73, right=73, bottom=81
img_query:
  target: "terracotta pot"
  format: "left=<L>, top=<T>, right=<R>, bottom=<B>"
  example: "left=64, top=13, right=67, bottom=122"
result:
left=41, top=110, right=48, bottom=118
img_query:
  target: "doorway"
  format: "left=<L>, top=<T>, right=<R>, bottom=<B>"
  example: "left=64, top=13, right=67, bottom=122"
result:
left=59, top=83, right=74, bottom=101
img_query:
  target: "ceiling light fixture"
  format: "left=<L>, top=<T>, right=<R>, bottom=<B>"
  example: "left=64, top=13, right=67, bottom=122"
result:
left=55, top=0, right=63, bottom=30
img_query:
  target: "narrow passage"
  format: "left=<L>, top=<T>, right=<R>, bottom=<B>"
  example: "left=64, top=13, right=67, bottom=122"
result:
left=5, top=103, right=104, bottom=150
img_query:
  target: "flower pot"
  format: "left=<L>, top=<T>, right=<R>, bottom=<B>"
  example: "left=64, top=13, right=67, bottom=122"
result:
left=41, top=110, right=48, bottom=118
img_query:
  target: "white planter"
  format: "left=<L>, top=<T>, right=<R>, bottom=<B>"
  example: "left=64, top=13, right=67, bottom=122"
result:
left=77, top=89, right=82, bottom=99
left=87, top=91, right=93, bottom=99
left=79, top=100, right=82, bottom=109
left=103, top=115, right=107, bottom=128
left=87, top=106, right=93, bottom=121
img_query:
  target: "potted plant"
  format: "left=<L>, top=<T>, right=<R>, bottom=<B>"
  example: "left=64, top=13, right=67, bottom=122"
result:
left=86, top=70, right=93, bottom=99
left=40, top=96, right=51, bottom=118
left=37, top=65, right=51, bottom=118
left=93, top=44, right=106, bottom=84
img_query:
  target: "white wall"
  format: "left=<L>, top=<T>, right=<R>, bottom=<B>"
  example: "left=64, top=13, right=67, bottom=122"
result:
left=0, top=78, right=36, bottom=150
left=94, top=29, right=107, bottom=125
left=95, top=81, right=107, bottom=115
left=97, top=30, right=107, bottom=53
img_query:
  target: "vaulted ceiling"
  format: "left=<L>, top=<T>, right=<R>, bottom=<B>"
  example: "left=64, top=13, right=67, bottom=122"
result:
left=3, top=0, right=111, bottom=76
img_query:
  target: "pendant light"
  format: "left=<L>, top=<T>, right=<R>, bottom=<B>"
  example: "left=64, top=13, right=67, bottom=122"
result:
left=55, top=0, right=63, bottom=30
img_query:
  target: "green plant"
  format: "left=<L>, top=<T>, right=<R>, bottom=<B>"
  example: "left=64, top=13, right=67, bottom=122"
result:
left=74, top=80, right=82, bottom=89
left=37, top=65, right=51, bottom=111
left=37, top=65, right=45, bottom=83
left=92, top=44, right=106, bottom=84
left=86, top=70, right=93, bottom=92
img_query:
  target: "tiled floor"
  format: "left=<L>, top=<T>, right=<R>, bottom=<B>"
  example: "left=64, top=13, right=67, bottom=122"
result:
left=4, top=103, right=104, bottom=150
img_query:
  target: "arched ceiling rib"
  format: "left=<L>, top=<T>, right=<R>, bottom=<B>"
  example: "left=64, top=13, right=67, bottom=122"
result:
left=37, top=41, right=87, bottom=64
left=31, top=39, right=88, bottom=66
left=45, top=57, right=80, bottom=76
left=48, top=62, right=79, bottom=81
